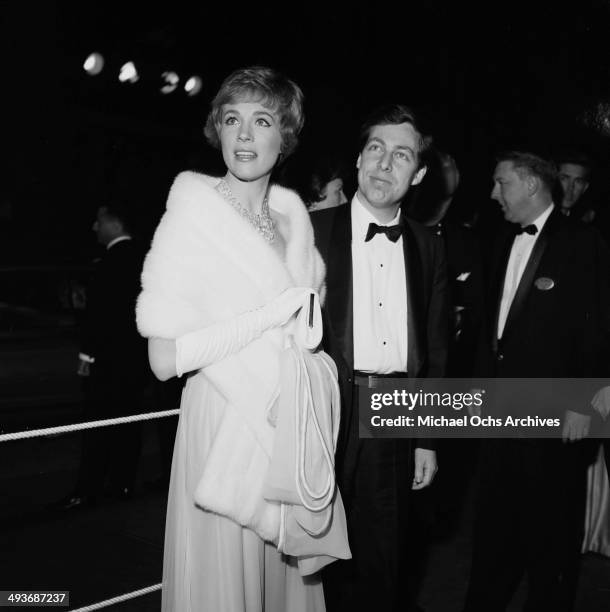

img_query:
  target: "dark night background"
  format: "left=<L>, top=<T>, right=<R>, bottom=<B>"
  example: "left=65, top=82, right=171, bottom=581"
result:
left=2, top=2, right=610, bottom=263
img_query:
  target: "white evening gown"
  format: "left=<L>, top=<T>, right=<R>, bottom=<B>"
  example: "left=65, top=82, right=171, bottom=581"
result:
left=161, top=371, right=326, bottom=612
left=582, top=444, right=610, bottom=557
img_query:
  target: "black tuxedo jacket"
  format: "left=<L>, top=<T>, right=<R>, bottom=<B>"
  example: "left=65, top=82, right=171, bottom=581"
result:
left=425, top=220, right=484, bottom=376
left=81, top=239, right=148, bottom=388
left=476, top=209, right=609, bottom=385
left=311, top=204, right=450, bottom=488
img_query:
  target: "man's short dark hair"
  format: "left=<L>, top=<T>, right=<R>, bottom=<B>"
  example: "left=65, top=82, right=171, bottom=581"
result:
left=555, top=150, right=593, bottom=176
left=99, top=202, right=134, bottom=234
left=496, top=150, right=558, bottom=193
left=358, top=104, right=433, bottom=168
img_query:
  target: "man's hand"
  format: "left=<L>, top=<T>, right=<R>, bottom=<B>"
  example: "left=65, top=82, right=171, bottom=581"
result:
left=77, top=358, right=91, bottom=377
left=592, top=386, right=610, bottom=419
left=468, top=388, right=484, bottom=418
left=412, top=448, right=437, bottom=490
left=562, top=410, right=591, bottom=442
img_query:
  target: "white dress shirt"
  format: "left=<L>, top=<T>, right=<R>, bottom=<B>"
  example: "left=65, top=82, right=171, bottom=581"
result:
left=497, top=204, right=554, bottom=338
left=352, top=195, right=408, bottom=373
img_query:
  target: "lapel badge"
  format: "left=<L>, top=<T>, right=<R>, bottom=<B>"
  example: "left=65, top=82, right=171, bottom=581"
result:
left=535, top=277, right=554, bottom=291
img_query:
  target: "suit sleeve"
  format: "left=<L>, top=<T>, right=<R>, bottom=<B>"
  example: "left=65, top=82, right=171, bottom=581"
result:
left=81, top=246, right=145, bottom=370
left=592, top=231, right=610, bottom=378
left=80, top=262, right=105, bottom=361
left=576, top=230, right=610, bottom=417
left=415, top=238, right=450, bottom=452
left=426, top=236, right=450, bottom=378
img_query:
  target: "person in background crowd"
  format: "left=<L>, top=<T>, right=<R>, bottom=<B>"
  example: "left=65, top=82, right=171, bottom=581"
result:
left=406, top=147, right=484, bottom=543
left=304, top=155, right=348, bottom=211
left=58, top=203, right=148, bottom=509
left=556, top=151, right=595, bottom=222
left=407, top=147, right=483, bottom=377
left=463, top=151, right=610, bottom=612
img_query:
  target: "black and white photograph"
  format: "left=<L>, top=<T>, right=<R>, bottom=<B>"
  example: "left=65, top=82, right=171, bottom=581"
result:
left=1, top=3, right=610, bottom=610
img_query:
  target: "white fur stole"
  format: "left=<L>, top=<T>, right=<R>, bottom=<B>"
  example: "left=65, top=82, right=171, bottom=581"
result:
left=136, top=171, right=326, bottom=543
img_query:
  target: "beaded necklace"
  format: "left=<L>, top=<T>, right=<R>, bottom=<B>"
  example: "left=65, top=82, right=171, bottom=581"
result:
left=216, top=179, right=275, bottom=243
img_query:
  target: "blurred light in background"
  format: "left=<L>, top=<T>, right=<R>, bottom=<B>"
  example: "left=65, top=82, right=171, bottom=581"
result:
left=81, top=53, right=203, bottom=101
left=160, top=71, right=179, bottom=94
left=586, top=102, right=610, bottom=138
left=83, top=52, right=104, bottom=75
left=118, top=61, right=139, bottom=83
left=184, top=76, right=202, bottom=96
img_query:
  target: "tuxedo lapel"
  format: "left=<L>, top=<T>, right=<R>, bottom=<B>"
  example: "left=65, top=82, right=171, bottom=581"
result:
left=492, top=230, right=515, bottom=353
left=326, top=205, right=354, bottom=369
left=501, top=210, right=557, bottom=343
left=403, top=221, right=424, bottom=374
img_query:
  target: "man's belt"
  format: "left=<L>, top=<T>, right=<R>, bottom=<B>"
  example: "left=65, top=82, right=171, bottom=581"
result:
left=353, top=370, right=409, bottom=388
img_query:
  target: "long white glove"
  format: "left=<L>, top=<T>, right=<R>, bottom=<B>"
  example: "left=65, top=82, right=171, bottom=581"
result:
left=175, top=287, right=313, bottom=377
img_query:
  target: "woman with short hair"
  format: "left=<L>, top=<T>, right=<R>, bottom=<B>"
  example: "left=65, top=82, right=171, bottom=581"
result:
left=137, top=66, right=348, bottom=611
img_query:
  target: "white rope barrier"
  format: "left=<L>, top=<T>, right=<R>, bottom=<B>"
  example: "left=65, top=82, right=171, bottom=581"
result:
left=1, top=407, right=177, bottom=609
left=0, top=409, right=180, bottom=443
left=68, top=583, right=162, bottom=611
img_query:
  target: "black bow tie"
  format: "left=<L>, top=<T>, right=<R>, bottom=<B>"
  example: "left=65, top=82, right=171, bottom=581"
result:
left=365, top=222, right=403, bottom=243
left=515, top=224, right=538, bottom=236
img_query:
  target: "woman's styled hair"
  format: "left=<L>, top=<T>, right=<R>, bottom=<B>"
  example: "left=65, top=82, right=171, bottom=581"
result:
left=204, top=66, right=305, bottom=159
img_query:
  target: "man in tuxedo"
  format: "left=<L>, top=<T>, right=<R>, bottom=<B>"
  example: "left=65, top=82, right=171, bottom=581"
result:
left=62, top=203, right=148, bottom=508
left=463, top=151, right=609, bottom=611
left=406, top=147, right=484, bottom=377
left=406, top=147, right=485, bottom=539
left=311, top=104, right=449, bottom=611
